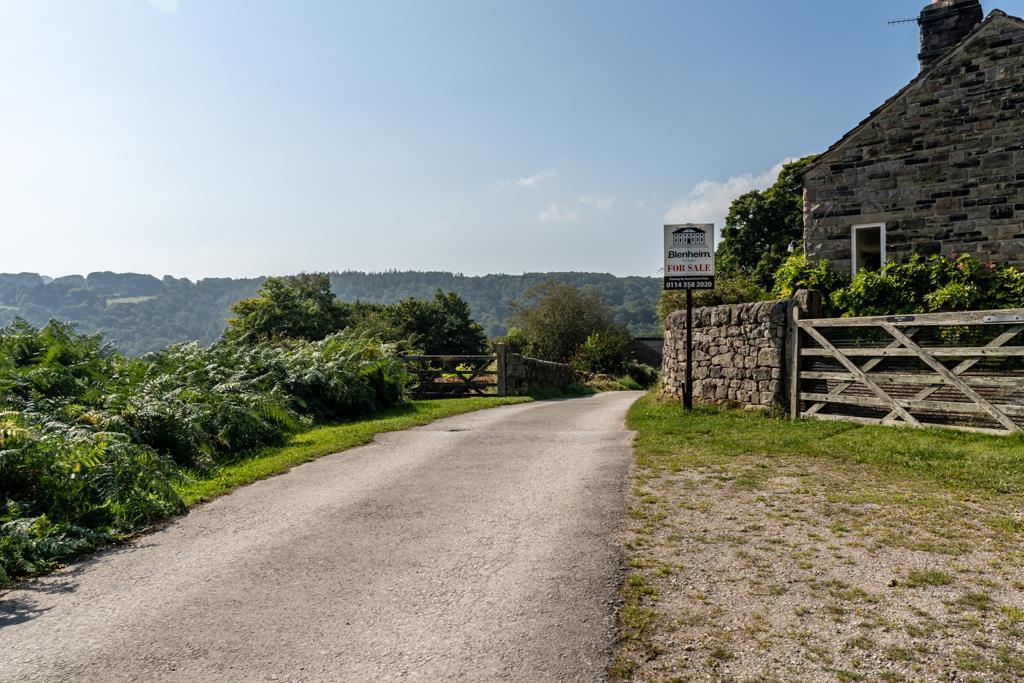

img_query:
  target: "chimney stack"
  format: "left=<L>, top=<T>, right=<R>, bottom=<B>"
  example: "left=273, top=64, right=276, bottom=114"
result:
left=918, top=0, right=984, bottom=70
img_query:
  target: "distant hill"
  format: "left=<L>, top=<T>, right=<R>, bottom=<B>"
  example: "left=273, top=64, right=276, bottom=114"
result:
left=0, top=271, right=661, bottom=356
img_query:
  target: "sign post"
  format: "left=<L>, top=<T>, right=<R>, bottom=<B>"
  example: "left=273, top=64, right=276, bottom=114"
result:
left=663, top=223, right=715, bottom=411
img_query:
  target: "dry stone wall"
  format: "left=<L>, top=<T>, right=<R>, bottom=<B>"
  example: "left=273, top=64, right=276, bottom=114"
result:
left=662, top=300, right=790, bottom=408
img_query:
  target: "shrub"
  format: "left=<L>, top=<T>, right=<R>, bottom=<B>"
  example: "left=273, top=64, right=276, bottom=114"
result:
left=831, top=254, right=1024, bottom=317
left=657, top=275, right=769, bottom=325
left=571, top=329, right=632, bottom=375
left=771, top=251, right=849, bottom=306
left=769, top=253, right=1024, bottom=318
left=490, top=326, right=528, bottom=355
left=0, top=320, right=409, bottom=584
left=624, top=362, right=659, bottom=389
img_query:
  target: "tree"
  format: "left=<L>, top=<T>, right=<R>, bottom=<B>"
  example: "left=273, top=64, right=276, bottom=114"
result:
left=358, top=290, right=486, bottom=355
left=223, top=274, right=352, bottom=343
left=715, top=155, right=818, bottom=290
left=508, top=280, right=629, bottom=363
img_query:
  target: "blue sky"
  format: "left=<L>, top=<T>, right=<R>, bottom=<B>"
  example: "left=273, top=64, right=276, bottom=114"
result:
left=3, top=0, right=1022, bottom=280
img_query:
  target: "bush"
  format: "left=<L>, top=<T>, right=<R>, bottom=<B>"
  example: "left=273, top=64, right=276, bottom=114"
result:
left=831, top=254, right=1024, bottom=317
left=769, top=253, right=1024, bottom=318
left=571, top=329, right=632, bottom=375
left=771, top=251, right=849, bottom=306
left=490, top=326, right=528, bottom=355
left=657, top=275, right=769, bottom=325
left=0, top=320, right=409, bottom=584
left=624, top=361, right=659, bottom=389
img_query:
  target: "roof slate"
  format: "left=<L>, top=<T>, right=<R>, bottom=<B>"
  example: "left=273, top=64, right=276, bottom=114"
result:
left=798, top=10, right=1024, bottom=179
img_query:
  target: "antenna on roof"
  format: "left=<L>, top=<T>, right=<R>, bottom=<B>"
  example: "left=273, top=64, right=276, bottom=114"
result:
left=888, top=17, right=917, bottom=25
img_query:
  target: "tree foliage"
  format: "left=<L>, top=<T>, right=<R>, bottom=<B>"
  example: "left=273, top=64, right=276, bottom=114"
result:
left=223, top=275, right=486, bottom=354
left=508, top=280, right=630, bottom=364
left=224, top=274, right=352, bottom=343
left=715, top=155, right=818, bottom=290
left=570, top=329, right=633, bottom=375
left=352, top=291, right=487, bottom=355
left=0, top=271, right=663, bottom=356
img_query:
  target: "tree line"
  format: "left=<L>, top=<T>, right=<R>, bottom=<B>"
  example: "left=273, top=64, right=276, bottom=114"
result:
left=0, top=270, right=662, bottom=356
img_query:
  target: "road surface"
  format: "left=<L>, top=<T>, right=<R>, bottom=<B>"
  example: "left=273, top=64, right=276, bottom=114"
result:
left=0, top=392, right=641, bottom=682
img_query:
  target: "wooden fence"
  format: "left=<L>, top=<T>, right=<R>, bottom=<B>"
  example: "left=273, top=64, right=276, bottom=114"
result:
left=401, top=354, right=502, bottom=399
left=788, top=308, right=1024, bottom=435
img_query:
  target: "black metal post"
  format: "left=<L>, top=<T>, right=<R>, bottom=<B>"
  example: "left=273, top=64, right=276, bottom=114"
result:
left=684, top=288, right=693, bottom=411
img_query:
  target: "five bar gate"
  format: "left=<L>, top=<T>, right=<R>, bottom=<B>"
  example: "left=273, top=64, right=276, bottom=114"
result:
left=401, top=354, right=504, bottom=399
left=789, top=307, right=1024, bottom=436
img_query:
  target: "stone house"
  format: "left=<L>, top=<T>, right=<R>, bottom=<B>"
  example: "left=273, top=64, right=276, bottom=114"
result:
left=801, top=1, right=1024, bottom=275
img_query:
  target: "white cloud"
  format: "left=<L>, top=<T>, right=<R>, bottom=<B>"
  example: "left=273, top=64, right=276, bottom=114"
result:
left=538, top=202, right=580, bottom=224
left=146, top=0, right=180, bottom=14
left=506, top=168, right=558, bottom=189
left=578, top=195, right=614, bottom=211
left=663, top=159, right=795, bottom=229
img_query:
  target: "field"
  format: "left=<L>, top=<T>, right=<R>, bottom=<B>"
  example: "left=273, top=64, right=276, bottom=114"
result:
left=614, top=395, right=1024, bottom=682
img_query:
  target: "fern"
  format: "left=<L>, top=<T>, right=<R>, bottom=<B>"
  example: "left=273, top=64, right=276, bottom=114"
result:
left=0, top=320, right=409, bottom=584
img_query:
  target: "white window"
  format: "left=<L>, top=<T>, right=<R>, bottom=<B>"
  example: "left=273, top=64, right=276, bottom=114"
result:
left=851, top=223, right=886, bottom=275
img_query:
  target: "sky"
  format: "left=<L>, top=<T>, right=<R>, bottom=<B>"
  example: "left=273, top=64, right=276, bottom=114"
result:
left=3, top=0, right=1022, bottom=281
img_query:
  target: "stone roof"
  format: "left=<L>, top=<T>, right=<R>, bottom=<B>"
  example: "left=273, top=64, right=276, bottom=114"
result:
left=798, top=9, right=1024, bottom=179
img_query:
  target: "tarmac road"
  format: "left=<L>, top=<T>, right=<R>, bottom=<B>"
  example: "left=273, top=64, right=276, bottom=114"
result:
left=0, top=392, right=641, bottom=682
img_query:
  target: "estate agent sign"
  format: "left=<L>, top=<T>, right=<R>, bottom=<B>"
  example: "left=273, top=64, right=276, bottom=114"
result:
left=663, top=223, right=715, bottom=412
left=663, top=223, right=715, bottom=290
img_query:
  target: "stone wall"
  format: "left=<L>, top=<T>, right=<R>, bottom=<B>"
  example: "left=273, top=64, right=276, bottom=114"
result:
left=505, top=354, right=578, bottom=395
left=661, top=300, right=790, bottom=408
left=661, top=292, right=823, bottom=408
left=803, top=12, right=1024, bottom=273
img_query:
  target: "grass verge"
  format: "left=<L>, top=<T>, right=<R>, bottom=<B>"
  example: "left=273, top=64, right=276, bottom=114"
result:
left=175, top=396, right=532, bottom=506
left=628, top=394, right=1024, bottom=495
left=613, top=393, right=1024, bottom=682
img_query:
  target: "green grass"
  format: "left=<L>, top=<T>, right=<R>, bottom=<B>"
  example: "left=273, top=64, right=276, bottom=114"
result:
left=904, top=569, right=955, bottom=588
left=613, top=392, right=1024, bottom=681
left=627, top=394, right=1024, bottom=495
left=174, top=396, right=532, bottom=506
left=587, top=375, right=645, bottom=392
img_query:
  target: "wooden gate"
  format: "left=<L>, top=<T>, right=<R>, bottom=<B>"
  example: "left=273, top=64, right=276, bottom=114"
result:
left=789, top=308, right=1024, bottom=435
left=401, top=354, right=502, bottom=399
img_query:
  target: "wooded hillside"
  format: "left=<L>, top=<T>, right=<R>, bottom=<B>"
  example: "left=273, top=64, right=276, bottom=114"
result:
left=0, top=271, right=661, bottom=355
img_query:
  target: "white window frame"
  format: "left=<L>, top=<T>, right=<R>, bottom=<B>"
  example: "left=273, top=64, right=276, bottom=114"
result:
left=851, top=222, right=887, bottom=275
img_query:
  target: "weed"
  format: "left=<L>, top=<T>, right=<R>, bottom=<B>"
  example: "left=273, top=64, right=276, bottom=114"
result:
left=951, top=591, right=995, bottom=613
left=904, top=569, right=954, bottom=588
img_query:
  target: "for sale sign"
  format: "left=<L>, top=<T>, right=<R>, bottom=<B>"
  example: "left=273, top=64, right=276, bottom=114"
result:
left=663, top=223, right=715, bottom=290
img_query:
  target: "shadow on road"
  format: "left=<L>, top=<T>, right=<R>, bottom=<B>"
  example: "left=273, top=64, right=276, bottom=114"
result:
left=0, top=596, right=52, bottom=628
left=0, top=540, right=156, bottom=630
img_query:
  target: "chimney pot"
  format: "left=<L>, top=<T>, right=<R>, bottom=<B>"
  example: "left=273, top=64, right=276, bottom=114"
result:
left=918, top=0, right=983, bottom=71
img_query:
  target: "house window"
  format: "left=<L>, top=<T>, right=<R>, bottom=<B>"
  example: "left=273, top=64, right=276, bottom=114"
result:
left=852, top=223, right=886, bottom=274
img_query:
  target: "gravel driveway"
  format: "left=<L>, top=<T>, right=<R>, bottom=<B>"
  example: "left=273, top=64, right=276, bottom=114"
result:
left=0, top=392, right=641, bottom=682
